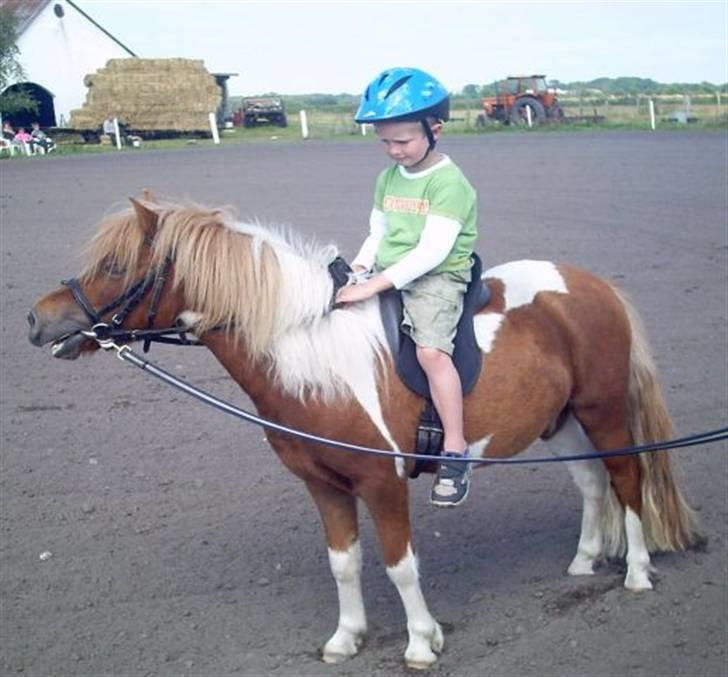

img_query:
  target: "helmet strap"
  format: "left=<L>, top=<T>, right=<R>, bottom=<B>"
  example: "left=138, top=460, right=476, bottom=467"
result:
left=422, top=119, right=436, bottom=150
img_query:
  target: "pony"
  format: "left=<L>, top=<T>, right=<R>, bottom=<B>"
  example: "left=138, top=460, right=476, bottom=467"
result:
left=27, top=196, right=702, bottom=669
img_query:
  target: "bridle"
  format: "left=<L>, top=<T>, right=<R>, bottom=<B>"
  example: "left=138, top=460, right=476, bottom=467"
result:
left=61, top=242, right=353, bottom=352
left=62, top=250, right=199, bottom=352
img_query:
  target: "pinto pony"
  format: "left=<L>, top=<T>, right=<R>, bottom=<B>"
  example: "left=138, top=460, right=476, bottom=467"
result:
left=28, top=198, right=702, bottom=669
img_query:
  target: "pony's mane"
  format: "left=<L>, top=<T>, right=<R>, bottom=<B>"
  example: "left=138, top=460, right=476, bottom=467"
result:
left=81, top=202, right=384, bottom=395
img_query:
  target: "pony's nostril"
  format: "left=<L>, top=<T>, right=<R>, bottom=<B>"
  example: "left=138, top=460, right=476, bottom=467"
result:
left=27, top=310, right=36, bottom=327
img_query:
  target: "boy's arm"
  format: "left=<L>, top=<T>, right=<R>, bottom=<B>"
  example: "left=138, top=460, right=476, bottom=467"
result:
left=381, top=214, right=461, bottom=289
left=351, top=208, right=387, bottom=271
left=336, top=214, right=461, bottom=305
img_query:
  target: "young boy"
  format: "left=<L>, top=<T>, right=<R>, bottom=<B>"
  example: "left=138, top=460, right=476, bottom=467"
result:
left=336, top=67, right=478, bottom=507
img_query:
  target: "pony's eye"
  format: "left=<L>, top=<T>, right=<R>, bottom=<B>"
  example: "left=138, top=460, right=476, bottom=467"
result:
left=103, top=259, right=126, bottom=277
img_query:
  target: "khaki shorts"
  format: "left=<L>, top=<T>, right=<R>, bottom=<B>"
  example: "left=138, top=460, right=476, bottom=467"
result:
left=400, top=267, right=472, bottom=355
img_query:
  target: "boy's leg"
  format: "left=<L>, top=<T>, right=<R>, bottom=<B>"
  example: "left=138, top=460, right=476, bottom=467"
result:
left=416, top=347, right=466, bottom=454
left=416, top=347, right=472, bottom=508
left=402, top=268, right=473, bottom=507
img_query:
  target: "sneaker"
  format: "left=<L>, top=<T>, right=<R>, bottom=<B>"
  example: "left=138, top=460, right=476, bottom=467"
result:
left=430, top=451, right=471, bottom=508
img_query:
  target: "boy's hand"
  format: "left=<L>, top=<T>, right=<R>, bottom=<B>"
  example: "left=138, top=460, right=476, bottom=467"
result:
left=336, top=274, right=393, bottom=305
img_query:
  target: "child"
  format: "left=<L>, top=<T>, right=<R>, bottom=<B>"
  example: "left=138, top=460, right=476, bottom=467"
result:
left=336, top=67, right=478, bottom=508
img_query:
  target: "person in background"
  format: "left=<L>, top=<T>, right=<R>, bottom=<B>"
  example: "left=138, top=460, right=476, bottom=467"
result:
left=30, top=122, right=55, bottom=153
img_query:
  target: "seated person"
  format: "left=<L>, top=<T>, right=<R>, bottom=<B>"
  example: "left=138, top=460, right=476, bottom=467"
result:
left=30, top=122, right=55, bottom=153
left=13, top=127, right=35, bottom=152
left=2, top=122, right=16, bottom=141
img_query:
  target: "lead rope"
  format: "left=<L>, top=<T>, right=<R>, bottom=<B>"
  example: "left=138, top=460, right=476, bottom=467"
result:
left=86, top=337, right=728, bottom=467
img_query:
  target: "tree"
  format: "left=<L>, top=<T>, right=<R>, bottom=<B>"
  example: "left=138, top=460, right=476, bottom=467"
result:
left=0, top=8, right=37, bottom=117
left=461, top=84, right=480, bottom=99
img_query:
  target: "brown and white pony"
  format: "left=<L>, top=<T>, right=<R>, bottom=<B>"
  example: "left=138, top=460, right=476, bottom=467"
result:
left=27, top=197, right=702, bottom=669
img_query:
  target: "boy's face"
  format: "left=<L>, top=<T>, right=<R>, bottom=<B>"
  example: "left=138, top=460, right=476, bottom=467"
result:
left=374, top=120, right=441, bottom=170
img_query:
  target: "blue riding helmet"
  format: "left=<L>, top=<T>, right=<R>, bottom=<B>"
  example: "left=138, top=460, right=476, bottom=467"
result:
left=354, top=67, right=450, bottom=123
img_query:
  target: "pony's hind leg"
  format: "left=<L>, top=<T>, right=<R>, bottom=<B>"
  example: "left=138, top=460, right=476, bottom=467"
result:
left=358, top=476, right=443, bottom=670
left=304, top=478, right=367, bottom=663
left=545, top=413, right=610, bottom=576
left=575, top=409, right=654, bottom=591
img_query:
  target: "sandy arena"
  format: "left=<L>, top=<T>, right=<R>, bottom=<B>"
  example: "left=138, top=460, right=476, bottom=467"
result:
left=2, top=131, right=726, bottom=676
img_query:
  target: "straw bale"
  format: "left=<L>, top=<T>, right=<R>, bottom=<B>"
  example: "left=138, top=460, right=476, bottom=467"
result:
left=71, top=58, right=222, bottom=131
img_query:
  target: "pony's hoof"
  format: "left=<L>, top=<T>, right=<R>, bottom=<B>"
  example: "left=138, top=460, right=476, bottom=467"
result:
left=322, top=629, right=365, bottom=663
left=567, top=557, right=596, bottom=576
left=404, top=623, right=443, bottom=669
left=624, top=568, right=653, bottom=591
left=406, top=653, right=438, bottom=671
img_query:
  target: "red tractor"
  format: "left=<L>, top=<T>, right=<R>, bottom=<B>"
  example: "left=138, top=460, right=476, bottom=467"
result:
left=478, top=75, right=563, bottom=126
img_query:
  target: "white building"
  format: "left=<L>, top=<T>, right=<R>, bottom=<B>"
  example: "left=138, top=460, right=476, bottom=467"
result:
left=1, top=0, right=136, bottom=127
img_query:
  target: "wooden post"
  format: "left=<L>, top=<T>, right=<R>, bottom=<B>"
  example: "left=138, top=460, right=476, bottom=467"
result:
left=208, top=113, right=220, bottom=144
left=113, top=117, right=122, bottom=150
left=300, top=110, right=309, bottom=139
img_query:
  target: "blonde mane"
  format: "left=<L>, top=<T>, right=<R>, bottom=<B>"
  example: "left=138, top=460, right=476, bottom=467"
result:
left=82, top=201, right=387, bottom=401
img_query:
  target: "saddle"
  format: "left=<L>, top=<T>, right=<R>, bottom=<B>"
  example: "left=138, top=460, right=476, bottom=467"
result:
left=379, top=253, right=490, bottom=398
left=329, top=254, right=491, bottom=477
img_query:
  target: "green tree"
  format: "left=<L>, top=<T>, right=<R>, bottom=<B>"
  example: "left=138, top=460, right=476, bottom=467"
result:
left=0, top=8, right=37, bottom=117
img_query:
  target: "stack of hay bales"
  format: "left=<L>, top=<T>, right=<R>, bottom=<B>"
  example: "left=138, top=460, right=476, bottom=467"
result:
left=70, top=58, right=222, bottom=132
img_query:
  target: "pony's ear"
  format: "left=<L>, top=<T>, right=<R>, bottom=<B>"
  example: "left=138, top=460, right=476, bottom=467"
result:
left=142, top=188, right=160, bottom=204
left=128, top=197, right=159, bottom=238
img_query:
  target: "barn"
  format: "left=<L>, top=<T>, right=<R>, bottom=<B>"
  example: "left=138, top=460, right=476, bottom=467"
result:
left=1, top=0, right=136, bottom=127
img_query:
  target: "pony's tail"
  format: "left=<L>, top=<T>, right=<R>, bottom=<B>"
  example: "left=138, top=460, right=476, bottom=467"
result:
left=612, top=286, right=704, bottom=553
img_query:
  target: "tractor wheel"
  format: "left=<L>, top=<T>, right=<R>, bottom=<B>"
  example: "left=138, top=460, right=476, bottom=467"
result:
left=510, top=97, right=546, bottom=125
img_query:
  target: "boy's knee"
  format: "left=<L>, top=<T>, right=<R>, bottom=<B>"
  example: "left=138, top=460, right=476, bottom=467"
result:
left=416, top=346, right=450, bottom=369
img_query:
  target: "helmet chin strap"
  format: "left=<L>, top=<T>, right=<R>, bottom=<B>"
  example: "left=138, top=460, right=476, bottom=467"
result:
left=416, top=119, right=437, bottom=164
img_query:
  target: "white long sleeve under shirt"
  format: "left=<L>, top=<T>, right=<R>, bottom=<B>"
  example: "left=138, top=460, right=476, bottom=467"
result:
left=351, top=207, right=462, bottom=289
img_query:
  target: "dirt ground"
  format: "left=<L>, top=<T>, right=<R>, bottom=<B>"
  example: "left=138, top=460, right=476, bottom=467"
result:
left=2, top=131, right=726, bottom=677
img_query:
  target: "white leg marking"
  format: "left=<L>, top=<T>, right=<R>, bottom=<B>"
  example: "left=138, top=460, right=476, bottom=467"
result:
left=624, top=508, right=654, bottom=591
left=386, top=544, right=443, bottom=669
left=323, top=541, right=367, bottom=663
left=468, top=434, right=493, bottom=459
left=544, top=414, right=608, bottom=576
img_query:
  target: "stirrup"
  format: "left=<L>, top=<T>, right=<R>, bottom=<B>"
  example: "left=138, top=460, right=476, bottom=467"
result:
left=430, top=452, right=471, bottom=508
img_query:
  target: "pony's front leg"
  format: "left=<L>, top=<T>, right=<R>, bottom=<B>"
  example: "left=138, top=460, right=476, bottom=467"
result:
left=360, top=477, right=443, bottom=670
left=304, top=478, right=367, bottom=663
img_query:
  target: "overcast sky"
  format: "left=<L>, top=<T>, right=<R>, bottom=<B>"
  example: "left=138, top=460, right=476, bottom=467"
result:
left=80, top=1, right=727, bottom=96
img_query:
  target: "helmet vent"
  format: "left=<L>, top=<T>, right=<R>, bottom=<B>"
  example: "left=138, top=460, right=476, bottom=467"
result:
left=385, top=75, right=412, bottom=99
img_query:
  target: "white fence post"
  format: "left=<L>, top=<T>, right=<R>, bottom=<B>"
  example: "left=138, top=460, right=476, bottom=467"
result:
left=649, top=99, right=656, bottom=130
left=526, top=105, right=533, bottom=128
left=209, top=113, right=220, bottom=144
left=300, top=110, right=309, bottom=139
left=361, top=123, right=367, bottom=136
left=113, top=117, right=122, bottom=149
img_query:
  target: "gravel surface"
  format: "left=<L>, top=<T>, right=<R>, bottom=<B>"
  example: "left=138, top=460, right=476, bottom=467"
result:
left=2, top=131, right=726, bottom=677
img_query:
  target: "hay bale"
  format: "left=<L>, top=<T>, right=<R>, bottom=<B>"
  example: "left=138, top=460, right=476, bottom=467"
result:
left=70, top=58, right=222, bottom=131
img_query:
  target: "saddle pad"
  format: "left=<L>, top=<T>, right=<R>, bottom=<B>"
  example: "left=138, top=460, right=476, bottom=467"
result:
left=379, top=254, right=490, bottom=399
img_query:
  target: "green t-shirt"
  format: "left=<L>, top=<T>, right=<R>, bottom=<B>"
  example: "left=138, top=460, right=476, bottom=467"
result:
left=373, top=157, right=478, bottom=273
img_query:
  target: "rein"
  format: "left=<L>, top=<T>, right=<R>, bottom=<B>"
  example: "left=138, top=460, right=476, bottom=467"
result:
left=80, top=333, right=728, bottom=467
left=62, top=249, right=726, bottom=466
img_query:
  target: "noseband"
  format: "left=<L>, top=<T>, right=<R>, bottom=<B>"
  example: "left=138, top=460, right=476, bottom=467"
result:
left=62, top=253, right=197, bottom=352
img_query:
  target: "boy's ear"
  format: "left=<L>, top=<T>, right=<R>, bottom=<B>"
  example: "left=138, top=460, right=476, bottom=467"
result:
left=429, top=120, right=443, bottom=139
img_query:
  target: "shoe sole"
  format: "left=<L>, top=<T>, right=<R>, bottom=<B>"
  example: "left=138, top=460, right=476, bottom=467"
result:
left=430, top=483, right=470, bottom=508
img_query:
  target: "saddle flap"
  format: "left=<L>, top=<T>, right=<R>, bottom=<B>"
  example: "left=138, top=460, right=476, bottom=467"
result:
left=380, top=254, right=490, bottom=399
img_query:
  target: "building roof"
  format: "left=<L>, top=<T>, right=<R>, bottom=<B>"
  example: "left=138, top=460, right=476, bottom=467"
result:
left=0, top=0, right=137, bottom=56
left=0, top=0, right=49, bottom=33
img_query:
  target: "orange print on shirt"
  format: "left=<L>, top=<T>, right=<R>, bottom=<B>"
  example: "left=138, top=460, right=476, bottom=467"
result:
left=382, top=196, right=430, bottom=215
